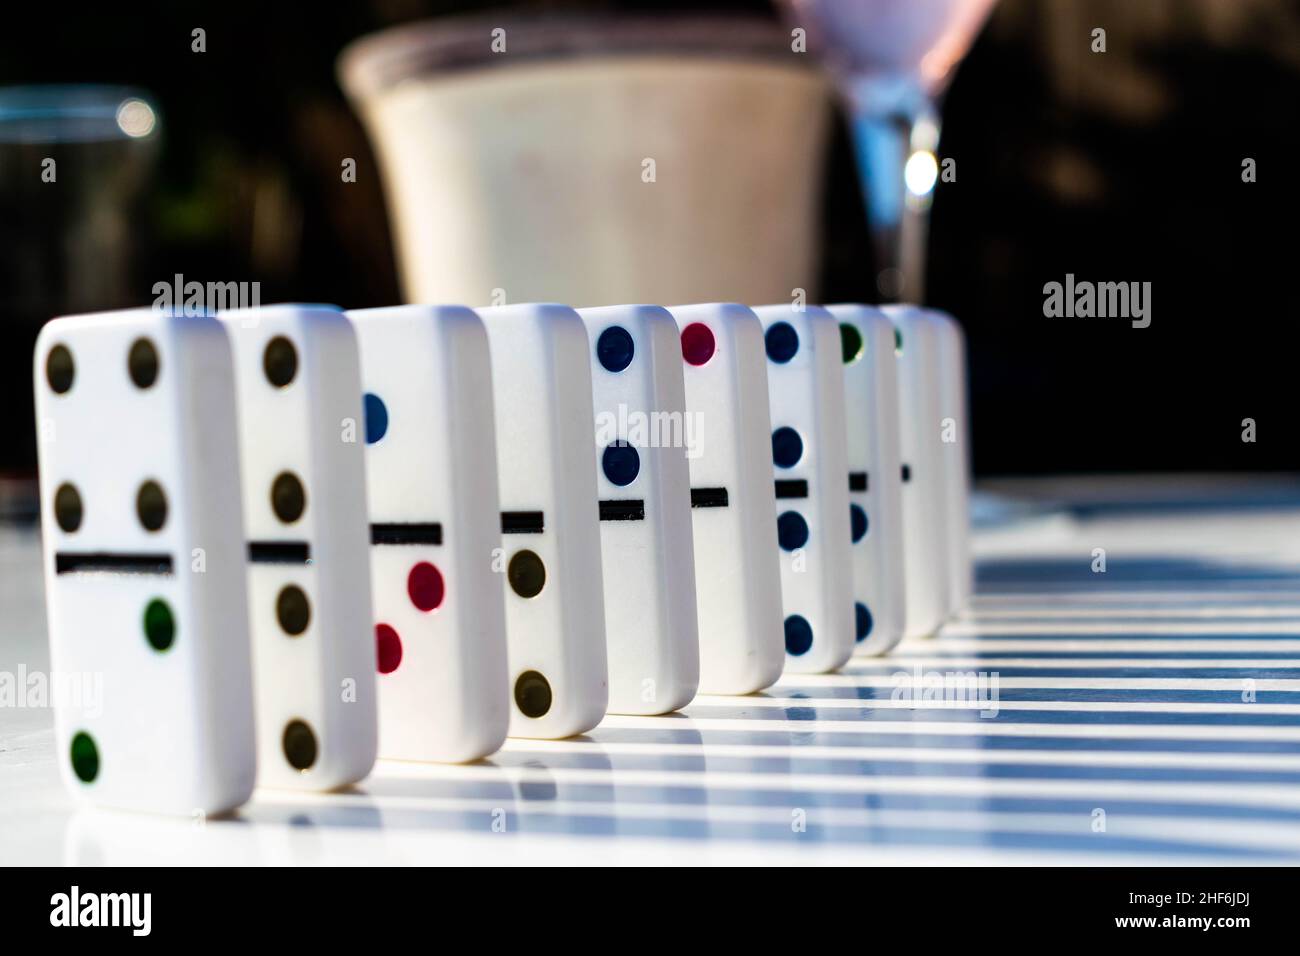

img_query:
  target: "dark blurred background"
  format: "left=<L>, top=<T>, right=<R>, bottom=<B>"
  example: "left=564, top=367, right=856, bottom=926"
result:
left=2, top=0, right=1297, bottom=481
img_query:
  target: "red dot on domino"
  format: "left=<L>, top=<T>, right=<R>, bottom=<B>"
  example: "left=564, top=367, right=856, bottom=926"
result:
left=681, top=323, right=716, bottom=366
left=408, top=561, right=445, bottom=612
left=376, top=623, right=403, bottom=674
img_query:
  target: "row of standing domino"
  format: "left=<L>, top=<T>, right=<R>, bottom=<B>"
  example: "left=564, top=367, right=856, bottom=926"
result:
left=33, top=300, right=970, bottom=816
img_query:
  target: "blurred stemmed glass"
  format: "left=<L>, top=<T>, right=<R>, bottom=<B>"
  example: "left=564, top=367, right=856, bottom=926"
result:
left=777, top=0, right=998, bottom=302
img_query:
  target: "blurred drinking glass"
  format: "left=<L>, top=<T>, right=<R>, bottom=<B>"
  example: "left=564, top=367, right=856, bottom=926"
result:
left=0, top=86, right=159, bottom=494
left=340, top=14, right=831, bottom=309
left=777, top=0, right=998, bottom=302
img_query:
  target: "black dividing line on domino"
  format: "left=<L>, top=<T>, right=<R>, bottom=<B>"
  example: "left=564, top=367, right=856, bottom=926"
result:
left=599, top=499, right=645, bottom=522
left=690, top=487, right=729, bottom=509
left=849, top=472, right=868, bottom=492
left=55, top=552, right=174, bottom=575
left=370, top=522, right=443, bottom=546
left=502, top=511, right=545, bottom=534
left=774, top=479, right=809, bottom=500
left=248, top=541, right=312, bottom=564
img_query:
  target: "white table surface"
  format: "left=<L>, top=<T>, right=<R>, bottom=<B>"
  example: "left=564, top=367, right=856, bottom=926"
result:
left=6, top=476, right=1300, bottom=865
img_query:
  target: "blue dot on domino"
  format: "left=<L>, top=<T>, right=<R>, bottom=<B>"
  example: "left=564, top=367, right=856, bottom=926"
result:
left=602, top=442, right=640, bottom=486
left=855, top=602, right=873, bottom=643
left=771, top=427, right=803, bottom=469
left=777, top=511, right=809, bottom=551
left=785, top=615, right=813, bottom=656
left=364, top=392, right=388, bottom=444
left=850, top=504, right=868, bottom=543
left=596, top=326, right=635, bottom=373
left=765, top=321, right=799, bottom=363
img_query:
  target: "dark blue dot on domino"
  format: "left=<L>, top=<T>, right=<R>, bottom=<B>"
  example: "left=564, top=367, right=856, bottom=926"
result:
left=772, top=427, right=803, bottom=469
left=784, top=615, right=813, bottom=656
left=596, top=326, right=635, bottom=373
left=777, top=511, right=809, bottom=551
left=364, top=392, right=388, bottom=444
left=855, top=602, right=873, bottom=643
left=850, top=504, right=868, bottom=543
left=765, top=322, right=799, bottom=364
left=602, top=442, right=640, bottom=486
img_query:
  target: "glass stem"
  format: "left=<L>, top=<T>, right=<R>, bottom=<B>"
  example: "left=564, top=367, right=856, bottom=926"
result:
left=846, top=81, right=940, bottom=304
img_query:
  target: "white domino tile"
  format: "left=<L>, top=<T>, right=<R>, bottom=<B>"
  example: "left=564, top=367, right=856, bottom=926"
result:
left=929, top=308, right=973, bottom=615
left=348, top=305, right=510, bottom=762
left=753, top=303, right=855, bottom=673
left=33, top=309, right=256, bottom=815
left=883, top=305, right=952, bottom=638
left=578, top=305, right=700, bottom=715
left=222, top=304, right=378, bottom=790
left=826, top=303, right=907, bottom=655
left=478, top=303, right=609, bottom=738
left=666, top=303, right=785, bottom=696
